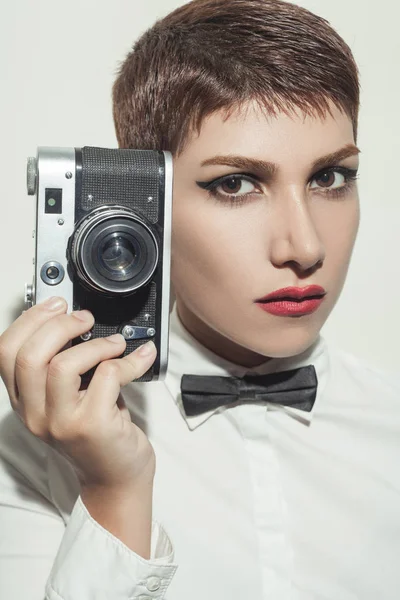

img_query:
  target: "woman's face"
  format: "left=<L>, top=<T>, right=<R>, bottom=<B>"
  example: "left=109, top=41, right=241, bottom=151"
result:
left=170, top=99, right=360, bottom=367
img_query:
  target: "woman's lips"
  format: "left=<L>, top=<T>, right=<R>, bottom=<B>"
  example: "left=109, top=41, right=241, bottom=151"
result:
left=256, top=296, right=325, bottom=316
left=256, top=285, right=326, bottom=302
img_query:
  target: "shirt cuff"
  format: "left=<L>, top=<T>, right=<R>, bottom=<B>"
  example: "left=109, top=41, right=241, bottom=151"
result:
left=45, top=494, right=178, bottom=600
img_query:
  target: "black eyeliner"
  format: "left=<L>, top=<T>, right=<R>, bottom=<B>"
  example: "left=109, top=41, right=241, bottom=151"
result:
left=196, top=172, right=260, bottom=190
left=310, top=165, right=358, bottom=181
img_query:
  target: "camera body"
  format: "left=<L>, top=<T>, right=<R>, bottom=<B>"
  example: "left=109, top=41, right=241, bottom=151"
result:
left=25, top=146, right=173, bottom=384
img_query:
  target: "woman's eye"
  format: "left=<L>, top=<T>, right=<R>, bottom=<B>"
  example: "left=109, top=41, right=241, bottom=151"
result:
left=310, top=169, right=346, bottom=191
left=210, top=175, right=258, bottom=197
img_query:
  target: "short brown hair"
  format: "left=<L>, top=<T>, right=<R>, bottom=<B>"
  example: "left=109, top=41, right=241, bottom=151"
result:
left=112, top=0, right=360, bottom=156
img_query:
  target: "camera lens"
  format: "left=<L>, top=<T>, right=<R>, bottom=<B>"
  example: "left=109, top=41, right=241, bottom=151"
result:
left=69, top=207, right=159, bottom=295
left=98, top=234, right=138, bottom=279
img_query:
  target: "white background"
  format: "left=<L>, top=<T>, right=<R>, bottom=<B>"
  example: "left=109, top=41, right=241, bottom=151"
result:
left=0, top=1, right=398, bottom=375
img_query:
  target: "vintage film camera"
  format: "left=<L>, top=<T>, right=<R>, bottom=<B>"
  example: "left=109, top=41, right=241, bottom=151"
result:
left=25, top=147, right=173, bottom=385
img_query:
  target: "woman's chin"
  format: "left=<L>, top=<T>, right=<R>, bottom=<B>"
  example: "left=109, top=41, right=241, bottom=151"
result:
left=245, top=328, right=321, bottom=361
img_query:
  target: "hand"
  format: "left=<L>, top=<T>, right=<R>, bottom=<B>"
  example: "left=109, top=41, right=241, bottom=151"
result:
left=0, top=296, right=157, bottom=489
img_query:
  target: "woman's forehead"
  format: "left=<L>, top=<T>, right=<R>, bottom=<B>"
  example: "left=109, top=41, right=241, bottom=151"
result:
left=178, top=101, right=356, bottom=169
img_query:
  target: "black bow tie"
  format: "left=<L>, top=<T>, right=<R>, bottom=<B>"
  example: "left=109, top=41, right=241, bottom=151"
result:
left=180, top=365, right=318, bottom=417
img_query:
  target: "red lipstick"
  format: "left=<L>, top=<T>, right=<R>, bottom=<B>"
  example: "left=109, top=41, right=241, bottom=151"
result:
left=256, top=285, right=326, bottom=316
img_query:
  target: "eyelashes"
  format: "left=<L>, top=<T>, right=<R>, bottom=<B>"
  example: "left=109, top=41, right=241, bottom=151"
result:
left=196, top=166, right=359, bottom=207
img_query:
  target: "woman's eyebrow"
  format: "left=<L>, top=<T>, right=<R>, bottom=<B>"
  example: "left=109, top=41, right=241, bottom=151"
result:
left=200, top=143, right=361, bottom=176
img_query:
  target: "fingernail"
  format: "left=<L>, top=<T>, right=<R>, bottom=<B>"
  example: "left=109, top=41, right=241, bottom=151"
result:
left=136, top=340, right=156, bottom=356
left=44, top=296, right=65, bottom=311
left=105, top=333, right=125, bottom=344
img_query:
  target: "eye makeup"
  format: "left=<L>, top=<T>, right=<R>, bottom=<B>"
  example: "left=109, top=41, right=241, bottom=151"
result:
left=196, top=165, right=359, bottom=207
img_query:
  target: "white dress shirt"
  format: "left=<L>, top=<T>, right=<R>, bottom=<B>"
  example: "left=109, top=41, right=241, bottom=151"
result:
left=0, top=300, right=399, bottom=600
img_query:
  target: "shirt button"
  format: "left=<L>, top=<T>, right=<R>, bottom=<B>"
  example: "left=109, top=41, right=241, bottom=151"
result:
left=146, top=576, right=161, bottom=591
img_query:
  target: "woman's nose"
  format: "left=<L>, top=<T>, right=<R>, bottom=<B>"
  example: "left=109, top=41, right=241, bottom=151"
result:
left=269, top=188, right=326, bottom=273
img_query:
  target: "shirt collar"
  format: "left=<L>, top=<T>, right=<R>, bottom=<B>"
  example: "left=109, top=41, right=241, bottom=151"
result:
left=164, top=301, right=330, bottom=431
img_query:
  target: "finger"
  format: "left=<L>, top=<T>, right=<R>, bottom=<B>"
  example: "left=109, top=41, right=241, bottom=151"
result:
left=45, top=333, right=127, bottom=422
left=81, top=340, right=157, bottom=416
left=0, top=296, right=68, bottom=403
left=13, top=310, right=95, bottom=429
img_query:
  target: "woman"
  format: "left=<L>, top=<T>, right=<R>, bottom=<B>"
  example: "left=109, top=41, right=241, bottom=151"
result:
left=1, top=0, right=399, bottom=598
